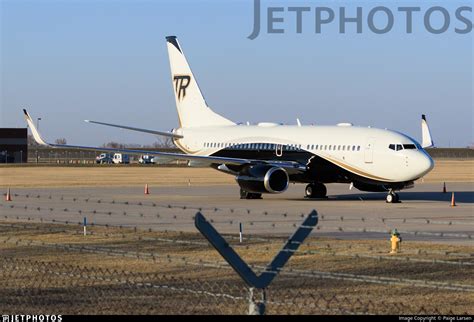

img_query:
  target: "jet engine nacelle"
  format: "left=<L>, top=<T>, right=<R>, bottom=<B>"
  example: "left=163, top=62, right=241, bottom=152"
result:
left=236, top=165, right=289, bottom=194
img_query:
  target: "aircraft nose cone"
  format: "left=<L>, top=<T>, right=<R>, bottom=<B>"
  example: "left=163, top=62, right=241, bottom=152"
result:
left=419, top=152, right=434, bottom=177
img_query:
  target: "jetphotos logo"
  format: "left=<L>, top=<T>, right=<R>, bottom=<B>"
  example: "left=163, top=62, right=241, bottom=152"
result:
left=2, top=316, right=62, bottom=322
left=248, top=0, right=472, bottom=39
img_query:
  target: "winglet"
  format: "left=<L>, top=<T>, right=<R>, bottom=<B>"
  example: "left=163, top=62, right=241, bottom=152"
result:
left=421, top=114, right=434, bottom=148
left=23, top=109, right=49, bottom=146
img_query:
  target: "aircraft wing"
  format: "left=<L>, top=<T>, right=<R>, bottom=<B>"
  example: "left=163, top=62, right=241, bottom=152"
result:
left=24, top=110, right=306, bottom=172
left=84, top=119, right=183, bottom=139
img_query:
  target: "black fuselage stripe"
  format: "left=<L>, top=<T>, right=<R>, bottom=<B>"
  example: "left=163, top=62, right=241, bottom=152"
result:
left=210, top=147, right=394, bottom=186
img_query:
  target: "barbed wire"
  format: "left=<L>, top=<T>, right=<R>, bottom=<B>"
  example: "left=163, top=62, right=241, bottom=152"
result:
left=319, top=214, right=474, bottom=227
left=5, top=192, right=473, bottom=228
left=5, top=192, right=277, bottom=216
left=5, top=194, right=474, bottom=226
left=2, top=202, right=473, bottom=241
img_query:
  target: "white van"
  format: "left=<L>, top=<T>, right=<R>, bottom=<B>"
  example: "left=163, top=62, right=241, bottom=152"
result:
left=112, top=153, right=130, bottom=164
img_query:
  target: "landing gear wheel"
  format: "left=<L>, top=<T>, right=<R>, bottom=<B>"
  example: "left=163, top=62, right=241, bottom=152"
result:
left=394, top=193, right=399, bottom=203
left=240, top=188, right=262, bottom=200
left=386, top=192, right=400, bottom=203
left=305, top=184, right=314, bottom=198
left=305, top=183, right=327, bottom=199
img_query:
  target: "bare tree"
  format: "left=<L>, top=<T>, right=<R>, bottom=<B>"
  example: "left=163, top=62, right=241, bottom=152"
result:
left=101, top=142, right=124, bottom=149
left=152, top=137, right=176, bottom=149
left=55, top=138, right=67, bottom=144
left=101, top=139, right=176, bottom=149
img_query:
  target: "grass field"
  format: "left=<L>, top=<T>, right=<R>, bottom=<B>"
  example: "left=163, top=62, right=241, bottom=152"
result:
left=0, top=160, right=472, bottom=188
left=1, top=222, right=472, bottom=314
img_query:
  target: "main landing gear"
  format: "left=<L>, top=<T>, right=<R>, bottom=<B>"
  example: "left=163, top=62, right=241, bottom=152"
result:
left=305, top=183, right=327, bottom=199
left=386, top=190, right=400, bottom=203
left=240, top=188, right=262, bottom=199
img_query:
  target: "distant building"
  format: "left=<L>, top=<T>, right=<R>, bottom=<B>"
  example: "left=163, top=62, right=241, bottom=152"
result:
left=0, top=128, right=28, bottom=163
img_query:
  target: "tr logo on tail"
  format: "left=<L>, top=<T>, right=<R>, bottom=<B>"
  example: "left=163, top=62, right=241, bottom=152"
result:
left=173, top=75, right=191, bottom=101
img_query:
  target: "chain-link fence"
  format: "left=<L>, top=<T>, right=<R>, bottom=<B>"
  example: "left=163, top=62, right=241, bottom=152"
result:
left=1, top=257, right=469, bottom=315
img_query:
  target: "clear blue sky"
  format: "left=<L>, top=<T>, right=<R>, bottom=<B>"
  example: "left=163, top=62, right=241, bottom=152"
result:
left=1, top=0, right=472, bottom=147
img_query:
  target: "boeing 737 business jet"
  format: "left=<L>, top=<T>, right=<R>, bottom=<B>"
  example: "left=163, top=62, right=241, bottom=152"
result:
left=24, top=36, right=435, bottom=203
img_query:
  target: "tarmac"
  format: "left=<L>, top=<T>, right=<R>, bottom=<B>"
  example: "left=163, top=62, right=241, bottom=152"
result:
left=1, top=181, right=473, bottom=245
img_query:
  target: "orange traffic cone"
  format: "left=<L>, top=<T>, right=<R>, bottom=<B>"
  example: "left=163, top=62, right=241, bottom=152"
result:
left=443, top=182, right=447, bottom=193
left=450, top=192, right=456, bottom=207
left=5, top=188, right=12, bottom=201
left=144, top=184, right=150, bottom=195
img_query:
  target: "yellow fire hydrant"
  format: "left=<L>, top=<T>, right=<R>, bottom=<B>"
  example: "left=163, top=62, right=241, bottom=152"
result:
left=390, top=229, right=401, bottom=254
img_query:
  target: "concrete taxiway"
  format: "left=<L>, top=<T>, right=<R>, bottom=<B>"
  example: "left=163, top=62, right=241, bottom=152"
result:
left=1, top=182, right=473, bottom=245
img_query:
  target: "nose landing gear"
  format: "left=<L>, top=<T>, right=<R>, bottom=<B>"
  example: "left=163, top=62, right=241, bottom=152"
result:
left=305, top=183, right=327, bottom=199
left=386, top=190, right=400, bottom=203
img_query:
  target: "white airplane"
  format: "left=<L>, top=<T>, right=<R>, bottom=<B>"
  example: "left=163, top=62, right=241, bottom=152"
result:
left=24, top=36, right=435, bottom=203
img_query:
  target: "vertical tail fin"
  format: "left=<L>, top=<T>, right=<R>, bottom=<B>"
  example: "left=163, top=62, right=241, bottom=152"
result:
left=166, top=36, right=234, bottom=128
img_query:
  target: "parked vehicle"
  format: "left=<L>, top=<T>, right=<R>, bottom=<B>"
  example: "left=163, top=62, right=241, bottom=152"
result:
left=112, top=153, right=130, bottom=164
left=95, top=153, right=113, bottom=164
left=139, top=155, right=155, bottom=164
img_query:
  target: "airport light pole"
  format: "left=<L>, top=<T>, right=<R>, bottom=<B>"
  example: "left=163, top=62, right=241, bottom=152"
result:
left=37, top=118, right=41, bottom=130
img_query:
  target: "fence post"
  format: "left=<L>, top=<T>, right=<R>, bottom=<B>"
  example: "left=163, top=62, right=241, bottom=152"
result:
left=248, top=287, right=266, bottom=315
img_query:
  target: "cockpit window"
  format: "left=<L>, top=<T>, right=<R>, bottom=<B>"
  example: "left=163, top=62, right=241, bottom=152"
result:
left=389, top=143, right=418, bottom=151
left=390, top=144, right=404, bottom=151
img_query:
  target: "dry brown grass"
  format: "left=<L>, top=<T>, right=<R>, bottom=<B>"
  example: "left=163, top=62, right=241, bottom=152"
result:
left=0, top=167, right=234, bottom=188
left=421, top=159, right=474, bottom=182
left=0, top=221, right=472, bottom=314
left=1, top=160, right=472, bottom=188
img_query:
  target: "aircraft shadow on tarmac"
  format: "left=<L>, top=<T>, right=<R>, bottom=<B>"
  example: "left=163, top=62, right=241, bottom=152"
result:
left=293, top=191, right=474, bottom=203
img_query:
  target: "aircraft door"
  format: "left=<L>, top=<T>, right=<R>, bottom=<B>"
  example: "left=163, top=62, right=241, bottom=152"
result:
left=364, top=138, right=375, bottom=163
